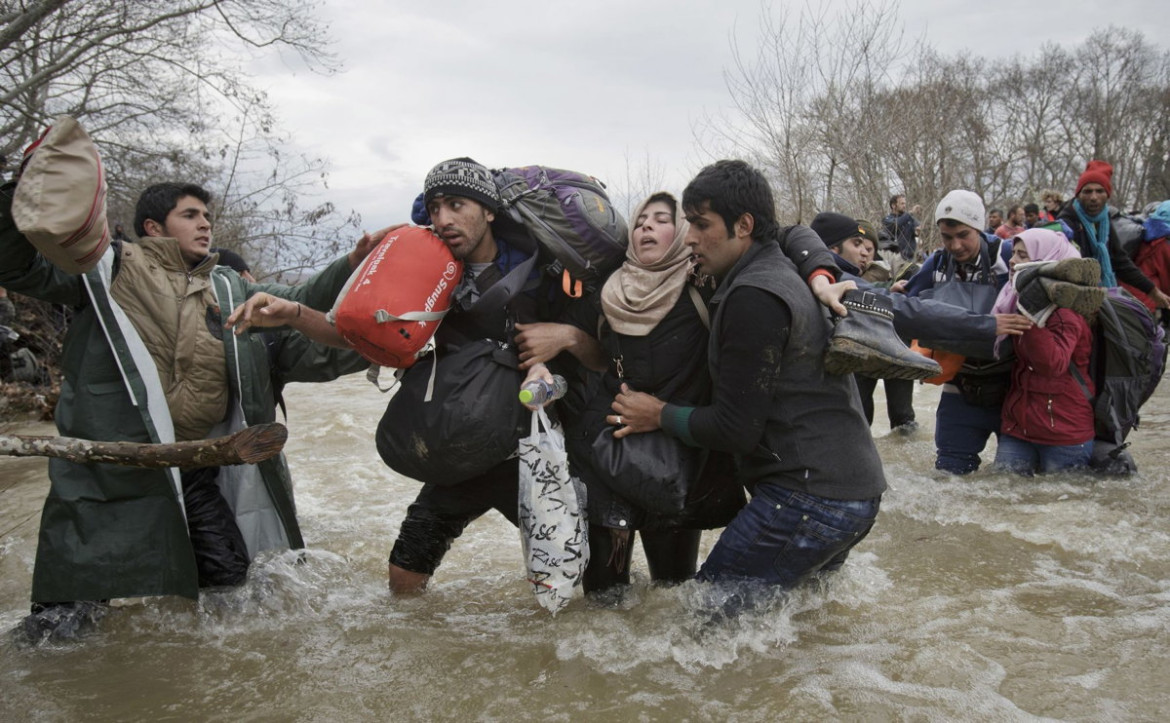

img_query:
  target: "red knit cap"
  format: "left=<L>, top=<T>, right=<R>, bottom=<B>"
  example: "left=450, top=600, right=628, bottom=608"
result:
left=1076, top=159, right=1113, bottom=197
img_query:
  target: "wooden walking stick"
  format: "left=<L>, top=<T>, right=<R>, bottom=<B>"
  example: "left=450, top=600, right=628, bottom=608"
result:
left=0, top=423, right=288, bottom=468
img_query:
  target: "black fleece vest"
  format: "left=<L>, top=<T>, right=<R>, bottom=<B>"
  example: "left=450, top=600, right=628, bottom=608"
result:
left=707, top=242, right=886, bottom=500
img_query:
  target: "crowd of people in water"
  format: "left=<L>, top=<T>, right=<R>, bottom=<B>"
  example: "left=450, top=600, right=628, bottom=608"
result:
left=2, top=150, right=1167, bottom=641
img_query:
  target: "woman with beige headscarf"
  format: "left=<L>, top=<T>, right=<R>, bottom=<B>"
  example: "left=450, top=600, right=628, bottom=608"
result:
left=522, top=191, right=744, bottom=596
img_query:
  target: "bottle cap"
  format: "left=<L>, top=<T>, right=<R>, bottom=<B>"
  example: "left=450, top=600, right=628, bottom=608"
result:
left=518, top=389, right=535, bottom=404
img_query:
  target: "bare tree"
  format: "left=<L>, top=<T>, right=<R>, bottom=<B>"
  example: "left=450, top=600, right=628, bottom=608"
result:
left=1, top=0, right=355, bottom=274
left=1, top=0, right=358, bottom=399
left=610, top=149, right=669, bottom=221
left=702, top=0, right=1170, bottom=247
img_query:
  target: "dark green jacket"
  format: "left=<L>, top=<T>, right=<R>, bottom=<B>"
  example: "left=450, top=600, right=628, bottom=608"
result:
left=0, top=183, right=366, bottom=602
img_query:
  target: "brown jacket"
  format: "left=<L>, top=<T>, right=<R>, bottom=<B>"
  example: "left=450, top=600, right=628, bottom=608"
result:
left=111, top=238, right=228, bottom=441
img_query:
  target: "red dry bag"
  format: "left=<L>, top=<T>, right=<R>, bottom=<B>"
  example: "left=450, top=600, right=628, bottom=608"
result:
left=331, top=226, right=462, bottom=368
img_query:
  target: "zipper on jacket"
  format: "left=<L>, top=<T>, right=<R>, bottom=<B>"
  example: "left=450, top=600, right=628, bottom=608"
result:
left=1047, top=396, right=1055, bottom=429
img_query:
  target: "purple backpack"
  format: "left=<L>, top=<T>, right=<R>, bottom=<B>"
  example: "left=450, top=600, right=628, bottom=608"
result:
left=491, top=166, right=628, bottom=296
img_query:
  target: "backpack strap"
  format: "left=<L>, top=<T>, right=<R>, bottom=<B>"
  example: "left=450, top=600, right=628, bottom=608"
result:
left=562, top=268, right=583, bottom=298
left=1068, top=360, right=1126, bottom=450
left=1068, top=362, right=1093, bottom=402
left=467, top=251, right=538, bottom=313
left=687, top=285, right=710, bottom=330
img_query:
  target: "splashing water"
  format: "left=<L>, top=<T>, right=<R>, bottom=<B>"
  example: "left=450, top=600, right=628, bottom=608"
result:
left=2, top=375, right=1169, bottom=720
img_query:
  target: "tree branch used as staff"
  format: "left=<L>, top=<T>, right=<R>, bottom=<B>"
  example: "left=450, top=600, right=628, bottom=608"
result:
left=0, top=423, right=288, bottom=468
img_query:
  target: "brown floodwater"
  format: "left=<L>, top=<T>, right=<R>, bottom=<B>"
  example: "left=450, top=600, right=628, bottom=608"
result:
left=2, top=374, right=1168, bottom=721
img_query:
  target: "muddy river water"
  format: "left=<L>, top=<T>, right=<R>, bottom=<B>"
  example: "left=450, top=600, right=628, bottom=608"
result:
left=2, top=374, right=1168, bottom=721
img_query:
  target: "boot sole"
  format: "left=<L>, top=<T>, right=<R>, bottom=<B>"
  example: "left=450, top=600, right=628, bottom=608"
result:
left=824, top=338, right=943, bottom=381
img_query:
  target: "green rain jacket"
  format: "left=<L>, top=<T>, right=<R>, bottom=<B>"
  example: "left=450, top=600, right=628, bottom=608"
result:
left=0, top=183, right=367, bottom=602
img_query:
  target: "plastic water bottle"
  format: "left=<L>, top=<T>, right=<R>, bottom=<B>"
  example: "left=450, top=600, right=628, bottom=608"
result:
left=518, top=375, right=568, bottom=406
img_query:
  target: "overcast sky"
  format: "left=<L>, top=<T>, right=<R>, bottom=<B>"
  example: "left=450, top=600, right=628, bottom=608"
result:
left=250, top=0, right=1170, bottom=229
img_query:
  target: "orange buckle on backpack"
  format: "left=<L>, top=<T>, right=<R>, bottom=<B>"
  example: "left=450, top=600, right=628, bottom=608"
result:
left=562, top=269, right=583, bottom=298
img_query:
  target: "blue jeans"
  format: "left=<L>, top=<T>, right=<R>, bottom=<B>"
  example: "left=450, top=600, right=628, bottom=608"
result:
left=934, top=390, right=1003, bottom=475
left=697, top=483, right=880, bottom=588
left=994, top=434, right=1093, bottom=475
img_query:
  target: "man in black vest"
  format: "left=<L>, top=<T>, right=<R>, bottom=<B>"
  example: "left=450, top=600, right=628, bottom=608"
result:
left=611, top=160, right=885, bottom=592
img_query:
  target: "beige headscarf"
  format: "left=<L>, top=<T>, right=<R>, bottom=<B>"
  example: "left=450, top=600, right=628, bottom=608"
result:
left=599, top=192, right=693, bottom=336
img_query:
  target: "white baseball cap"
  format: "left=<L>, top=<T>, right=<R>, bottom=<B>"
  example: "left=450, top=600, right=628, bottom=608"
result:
left=934, top=189, right=986, bottom=230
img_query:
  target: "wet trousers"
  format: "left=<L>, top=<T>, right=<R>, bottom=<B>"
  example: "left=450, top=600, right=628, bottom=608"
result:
left=697, top=483, right=880, bottom=588
left=389, top=458, right=520, bottom=576
left=855, top=375, right=916, bottom=428
left=181, top=466, right=250, bottom=588
left=994, top=435, right=1093, bottom=475
left=582, top=526, right=701, bottom=594
left=934, top=390, right=1002, bottom=475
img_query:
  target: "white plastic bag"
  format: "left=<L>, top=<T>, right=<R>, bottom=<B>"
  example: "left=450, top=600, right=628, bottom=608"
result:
left=518, top=407, right=589, bottom=614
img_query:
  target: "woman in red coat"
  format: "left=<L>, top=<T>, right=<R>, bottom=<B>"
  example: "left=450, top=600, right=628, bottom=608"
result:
left=993, top=228, right=1096, bottom=475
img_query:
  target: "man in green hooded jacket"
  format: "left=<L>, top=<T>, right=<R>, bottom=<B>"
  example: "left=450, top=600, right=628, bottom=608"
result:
left=0, top=180, right=375, bottom=639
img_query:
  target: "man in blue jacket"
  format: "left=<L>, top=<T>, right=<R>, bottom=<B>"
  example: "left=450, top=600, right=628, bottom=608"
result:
left=883, top=194, right=921, bottom=262
left=900, top=190, right=1014, bottom=474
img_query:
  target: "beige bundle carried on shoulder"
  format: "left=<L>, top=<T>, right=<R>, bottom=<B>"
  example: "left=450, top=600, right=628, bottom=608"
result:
left=12, top=115, right=110, bottom=274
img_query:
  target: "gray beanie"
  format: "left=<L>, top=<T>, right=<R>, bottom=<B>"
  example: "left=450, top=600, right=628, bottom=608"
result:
left=423, top=157, right=500, bottom=213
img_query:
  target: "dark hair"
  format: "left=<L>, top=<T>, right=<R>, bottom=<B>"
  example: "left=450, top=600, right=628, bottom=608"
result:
left=888, top=194, right=905, bottom=209
left=938, top=219, right=971, bottom=231
left=1023, top=203, right=1040, bottom=214
left=1008, top=204, right=1024, bottom=215
left=682, top=160, right=777, bottom=243
left=210, top=247, right=250, bottom=274
left=134, top=183, right=211, bottom=237
left=643, top=191, right=678, bottom=217
left=988, top=207, right=1003, bottom=217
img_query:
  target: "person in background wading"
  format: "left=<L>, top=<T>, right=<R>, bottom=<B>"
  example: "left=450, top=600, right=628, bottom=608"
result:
left=1058, top=160, right=1170, bottom=309
left=883, top=193, right=921, bottom=264
left=1024, top=203, right=1043, bottom=229
left=985, top=209, right=1004, bottom=236
left=1040, top=190, right=1063, bottom=225
left=1120, top=200, right=1170, bottom=325
left=811, top=212, right=918, bottom=434
left=995, top=204, right=1027, bottom=239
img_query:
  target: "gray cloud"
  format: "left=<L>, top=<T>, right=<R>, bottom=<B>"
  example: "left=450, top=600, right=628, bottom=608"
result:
left=250, top=0, right=1170, bottom=228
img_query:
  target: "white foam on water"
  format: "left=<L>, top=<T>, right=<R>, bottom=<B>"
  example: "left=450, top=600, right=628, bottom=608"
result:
left=3, top=375, right=1170, bottom=719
